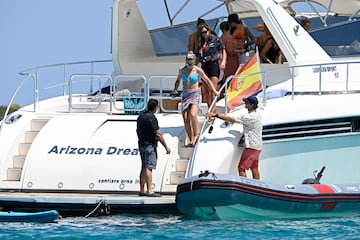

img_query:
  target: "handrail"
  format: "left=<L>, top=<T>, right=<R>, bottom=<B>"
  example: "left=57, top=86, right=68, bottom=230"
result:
left=267, top=7, right=298, bottom=58
left=19, top=59, right=112, bottom=74
left=148, top=75, right=181, bottom=113
left=69, top=74, right=113, bottom=113
left=112, top=74, right=147, bottom=114
left=0, top=73, right=36, bottom=136
left=19, top=59, right=112, bottom=100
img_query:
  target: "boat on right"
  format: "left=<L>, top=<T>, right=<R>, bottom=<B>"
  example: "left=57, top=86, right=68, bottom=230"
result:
left=176, top=0, right=360, bottom=220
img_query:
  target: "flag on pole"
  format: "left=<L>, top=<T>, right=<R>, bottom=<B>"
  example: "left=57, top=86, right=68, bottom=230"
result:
left=227, top=52, right=262, bottom=110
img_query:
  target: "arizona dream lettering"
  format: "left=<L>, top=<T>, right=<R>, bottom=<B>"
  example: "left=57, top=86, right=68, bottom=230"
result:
left=48, top=145, right=139, bottom=155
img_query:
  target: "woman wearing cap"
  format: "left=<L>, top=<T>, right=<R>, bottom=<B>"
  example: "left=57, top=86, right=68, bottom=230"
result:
left=173, top=52, right=219, bottom=147
left=196, top=23, right=226, bottom=112
left=228, top=13, right=256, bottom=63
left=207, top=96, right=262, bottom=179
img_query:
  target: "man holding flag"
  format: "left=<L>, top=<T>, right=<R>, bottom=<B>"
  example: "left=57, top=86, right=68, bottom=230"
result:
left=207, top=52, right=263, bottom=179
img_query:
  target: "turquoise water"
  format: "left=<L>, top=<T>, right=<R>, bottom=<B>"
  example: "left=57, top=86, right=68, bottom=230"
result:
left=1, top=214, right=360, bottom=239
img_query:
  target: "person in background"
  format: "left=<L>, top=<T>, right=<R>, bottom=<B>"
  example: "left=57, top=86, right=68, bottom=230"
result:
left=137, top=99, right=171, bottom=197
left=206, top=96, right=262, bottom=179
left=173, top=52, right=219, bottom=147
left=197, top=24, right=226, bottom=111
left=253, top=22, right=265, bottom=32
left=300, top=18, right=311, bottom=31
left=258, top=24, right=283, bottom=64
left=219, top=21, right=241, bottom=95
left=188, top=18, right=206, bottom=55
left=228, top=13, right=256, bottom=64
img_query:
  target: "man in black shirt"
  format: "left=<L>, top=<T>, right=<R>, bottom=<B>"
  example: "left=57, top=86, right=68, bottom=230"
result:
left=136, top=99, right=170, bottom=197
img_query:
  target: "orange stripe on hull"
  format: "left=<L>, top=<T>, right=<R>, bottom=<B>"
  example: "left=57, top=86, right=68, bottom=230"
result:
left=311, top=185, right=337, bottom=212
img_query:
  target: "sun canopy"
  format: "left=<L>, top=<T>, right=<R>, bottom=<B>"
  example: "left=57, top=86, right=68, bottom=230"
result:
left=227, top=0, right=360, bottom=18
left=161, top=0, right=360, bottom=23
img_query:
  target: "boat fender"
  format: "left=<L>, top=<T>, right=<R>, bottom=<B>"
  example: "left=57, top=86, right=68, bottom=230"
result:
left=302, top=166, right=326, bottom=184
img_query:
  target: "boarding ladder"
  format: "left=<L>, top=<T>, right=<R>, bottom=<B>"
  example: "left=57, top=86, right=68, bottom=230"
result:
left=163, top=104, right=208, bottom=192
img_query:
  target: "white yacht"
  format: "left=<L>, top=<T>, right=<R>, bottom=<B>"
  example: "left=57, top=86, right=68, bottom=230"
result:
left=0, top=0, right=359, bottom=217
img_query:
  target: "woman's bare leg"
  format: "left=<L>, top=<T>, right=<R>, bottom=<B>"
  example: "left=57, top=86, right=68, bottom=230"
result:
left=182, top=110, right=193, bottom=146
left=189, top=105, right=199, bottom=146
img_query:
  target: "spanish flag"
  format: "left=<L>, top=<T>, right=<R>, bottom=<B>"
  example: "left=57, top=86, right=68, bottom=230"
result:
left=227, top=53, right=262, bottom=110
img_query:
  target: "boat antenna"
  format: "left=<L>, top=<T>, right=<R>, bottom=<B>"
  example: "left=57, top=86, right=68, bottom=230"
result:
left=163, top=0, right=173, bottom=25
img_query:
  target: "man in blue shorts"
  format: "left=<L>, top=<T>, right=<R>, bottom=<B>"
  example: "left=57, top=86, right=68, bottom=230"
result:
left=137, top=99, right=171, bottom=197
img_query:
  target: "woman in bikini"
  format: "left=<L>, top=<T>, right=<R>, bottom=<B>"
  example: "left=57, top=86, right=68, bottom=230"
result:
left=173, top=52, right=219, bottom=147
left=228, top=13, right=256, bottom=64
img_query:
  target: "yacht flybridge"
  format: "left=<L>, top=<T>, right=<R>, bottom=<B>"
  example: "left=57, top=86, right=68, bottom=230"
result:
left=0, top=0, right=359, bottom=218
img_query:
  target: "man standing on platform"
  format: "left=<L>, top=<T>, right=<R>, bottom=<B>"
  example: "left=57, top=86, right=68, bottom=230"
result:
left=137, top=99, right=171, bottom=197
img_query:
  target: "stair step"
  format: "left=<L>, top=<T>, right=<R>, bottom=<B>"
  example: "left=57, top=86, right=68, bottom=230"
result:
left=170, top=171, right=185, bottom=185
left=161, top=184, right=178, bottom=193
left=176, top=159, right=188, bottom=172
left=31, top=119, right=48, bottom=131
left=7, top=168, right=22, bottom=181
left=13, top=155, right=25, bottom=168
left=25, top=131, right=38, bottom=143
left=179, top=146, right=193, bottom=159
left=19, top=143, right=31, bottom=155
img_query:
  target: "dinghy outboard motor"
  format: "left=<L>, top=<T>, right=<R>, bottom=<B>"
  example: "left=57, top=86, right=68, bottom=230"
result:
left=302, top=166, right=326, bottom=184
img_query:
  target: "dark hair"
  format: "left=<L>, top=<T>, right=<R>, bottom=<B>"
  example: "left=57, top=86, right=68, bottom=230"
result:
left=300, top=18, right=310, bottom=27
left=197, top=18, right=206, bottom=26
left=228, top=13, right=242, bottom=24
left=220, top=21, right=230, bottom=32
left=147, top=99, right=158, bottom=112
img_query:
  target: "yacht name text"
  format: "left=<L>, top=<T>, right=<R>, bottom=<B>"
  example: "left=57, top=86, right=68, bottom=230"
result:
left=48, top=145, right=138, bottom=155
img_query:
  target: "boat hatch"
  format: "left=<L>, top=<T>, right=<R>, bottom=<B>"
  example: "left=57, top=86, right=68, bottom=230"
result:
left=263, top=117, right=360, bottom=141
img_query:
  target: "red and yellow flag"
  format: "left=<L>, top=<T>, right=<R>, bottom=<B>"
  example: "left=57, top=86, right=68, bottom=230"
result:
left=227, top=53, right=262, bottom=110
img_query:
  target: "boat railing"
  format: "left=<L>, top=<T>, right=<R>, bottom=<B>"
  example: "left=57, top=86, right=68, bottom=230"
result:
left=148, top=75, right=181, bottom=113
left=19, top=59, right=113, bottom=101
left=68, top=74, right=114, bottom=112
left=2, top=58, right=359, bottom=138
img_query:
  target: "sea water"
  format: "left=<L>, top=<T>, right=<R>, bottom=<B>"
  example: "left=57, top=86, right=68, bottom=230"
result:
left=1, top=214, right=360, bottom=239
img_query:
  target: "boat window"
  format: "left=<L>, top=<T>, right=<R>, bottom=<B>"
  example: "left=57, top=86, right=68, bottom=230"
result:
left=149, top=18, right=223, bottom=56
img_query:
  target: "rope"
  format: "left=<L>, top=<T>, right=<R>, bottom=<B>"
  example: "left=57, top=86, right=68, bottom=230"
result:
left=84, top=199, right=109, bottom=218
